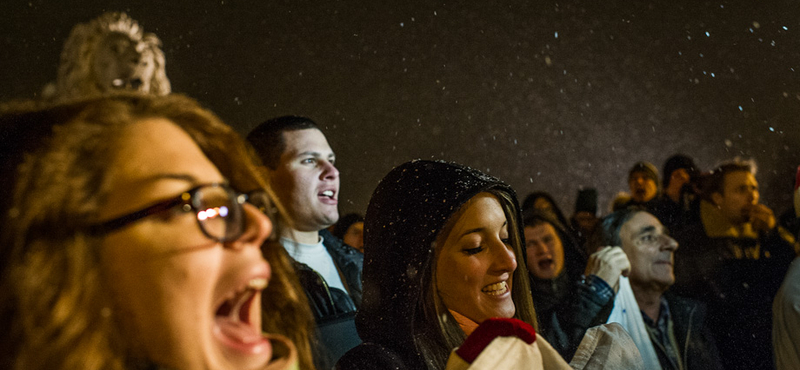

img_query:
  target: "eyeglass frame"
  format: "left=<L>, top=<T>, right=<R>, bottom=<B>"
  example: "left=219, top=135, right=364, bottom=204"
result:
left=88, top=183, right=265, bottom=243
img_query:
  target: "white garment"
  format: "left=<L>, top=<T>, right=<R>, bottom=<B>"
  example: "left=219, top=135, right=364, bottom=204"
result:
left=445, top=323, right=644, bottom=370
left=605, top=276, right=660, bottom=369
left=773, top=257, right=800, bottom=370
left=281, top=236, right=346, bottom=292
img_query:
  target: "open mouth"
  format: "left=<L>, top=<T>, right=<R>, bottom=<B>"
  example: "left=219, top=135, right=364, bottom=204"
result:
left=538, top=258, right=554, bottom=270
left=318, top=189, right=338, bottom=204
left=214, top=278, right=269, bottom=351
left=481, top=281, right=509, bottom=296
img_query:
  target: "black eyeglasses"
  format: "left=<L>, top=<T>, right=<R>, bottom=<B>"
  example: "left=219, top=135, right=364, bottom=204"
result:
left=89, top=183, right=267, bottom=243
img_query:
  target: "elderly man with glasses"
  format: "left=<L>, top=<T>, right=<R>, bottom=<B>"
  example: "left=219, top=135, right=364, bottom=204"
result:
left=600, top=208, right=722, bottom=370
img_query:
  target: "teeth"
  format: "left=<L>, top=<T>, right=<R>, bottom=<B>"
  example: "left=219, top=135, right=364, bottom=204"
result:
left=248, top=277, right=268, bottom=290
left=482, top=281, right=508, bottom=295
left=321, top=190, right=334, bottom=197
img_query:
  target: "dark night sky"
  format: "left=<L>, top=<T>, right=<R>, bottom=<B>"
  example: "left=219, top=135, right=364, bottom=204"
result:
left=3, top=0, right=800, bottom=217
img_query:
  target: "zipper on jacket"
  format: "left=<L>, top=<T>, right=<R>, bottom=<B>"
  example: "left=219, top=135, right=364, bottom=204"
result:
left=684, top=305, right=696, bottom=369
left=312, top=269, right=338, bottom=313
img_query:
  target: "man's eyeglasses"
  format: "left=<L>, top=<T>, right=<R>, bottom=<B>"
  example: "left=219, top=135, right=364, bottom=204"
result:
left=89, top=183, right=268, bottom=243
left=633, top=231, right=670, bottom=248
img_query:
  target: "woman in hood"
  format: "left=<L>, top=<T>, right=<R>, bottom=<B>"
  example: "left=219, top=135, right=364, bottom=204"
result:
left=336, top=160, right=537, bottom=370
left=0, top=94, right=311, bottom=370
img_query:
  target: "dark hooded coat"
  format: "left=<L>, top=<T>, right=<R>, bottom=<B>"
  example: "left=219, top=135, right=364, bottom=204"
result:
left=335, top=160, right=528, bottom=370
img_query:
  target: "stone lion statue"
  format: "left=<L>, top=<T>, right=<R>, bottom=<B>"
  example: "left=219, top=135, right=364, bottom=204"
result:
left=43, top=12, right=171, bottom=101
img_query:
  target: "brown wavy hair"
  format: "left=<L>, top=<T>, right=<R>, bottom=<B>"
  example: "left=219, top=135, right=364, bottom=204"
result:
left=0, top=94, right=313, bottom=370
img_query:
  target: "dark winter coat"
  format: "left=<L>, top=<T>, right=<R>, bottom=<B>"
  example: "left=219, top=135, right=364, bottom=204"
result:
left=294, top=229, right=364, bottom=370
left=335, top=160, right=525, bottom=370
left=531, top=272, right=615, bottom=361
left=672, top=201, right=797, bottom=370
left=662, top=293, right=724, bottom=370
left=648, top=182, right=701, bottom=235
left=294, top=229, right=363, bottom=319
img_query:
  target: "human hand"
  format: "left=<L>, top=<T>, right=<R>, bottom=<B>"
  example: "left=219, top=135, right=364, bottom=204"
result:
left=584, top=246, right=631, bottom=293
left=747, top=203, right=776, bottom=233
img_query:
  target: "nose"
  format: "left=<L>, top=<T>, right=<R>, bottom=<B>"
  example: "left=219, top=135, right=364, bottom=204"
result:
left=660, top=234, right=678, bottom=251
left=750, top=189, right=759, bottom=204
left=225, top=203, right=272, bottom=250
left=320, top=160, right=340, bottom=181
left=532, top=241, right=551, bottom=255
left=491, top=239, right=518, bottom=274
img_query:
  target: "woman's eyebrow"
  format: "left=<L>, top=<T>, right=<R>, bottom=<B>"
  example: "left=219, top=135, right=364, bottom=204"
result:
left=458, top=227, right=485, bottom=239
left=458, top=221, right=507, bottom=240
left=152, top=173, right=199, bottom=182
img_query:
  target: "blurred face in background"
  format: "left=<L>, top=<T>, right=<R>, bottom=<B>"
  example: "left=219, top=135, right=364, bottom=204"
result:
left=524, top=222, right=565, bottom=280
left=712, top=171, right=759, bottom=225
left=343, top=221, right=364, bottom=252
left=533, top=197, right=554, bottom=213
left=629, top=172, right=658, bottom=203
left=572, top=211, right=599, bottom=234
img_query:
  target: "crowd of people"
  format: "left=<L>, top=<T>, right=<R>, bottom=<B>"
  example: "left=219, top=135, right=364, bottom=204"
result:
left=2, top=92, right=799, bottom=370
left=1, top=11, right=800, bottom=370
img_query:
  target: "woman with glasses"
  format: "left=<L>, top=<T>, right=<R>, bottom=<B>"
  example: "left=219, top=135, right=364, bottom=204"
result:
left=0, top=94, right=312, bottom=370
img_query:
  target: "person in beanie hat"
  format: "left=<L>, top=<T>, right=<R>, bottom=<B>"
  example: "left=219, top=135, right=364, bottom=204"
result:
left=618, top=162, right=660, bottom=215
left=662, top=155, right=698, bottom=200
left=574, top=188, right=599, bottom=217
left=628, top=162, right=660, bottom=203
left=652, top=154, right=701, bottom=233
left=571, top=188, right=600, bottom=255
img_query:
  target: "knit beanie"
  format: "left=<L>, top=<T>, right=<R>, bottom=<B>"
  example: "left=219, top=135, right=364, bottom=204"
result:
left=628, top=161, right=659, bottom=185
left=574, top=188, right=598, bottom=215
left=662, top=154, right=697, bottom=188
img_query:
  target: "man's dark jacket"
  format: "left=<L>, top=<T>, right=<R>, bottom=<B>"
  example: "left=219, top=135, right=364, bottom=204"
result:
left=293, top=229, right=363, bottom=319
left=661, top=293, right=724, bottom=370
left=672, top=201, right=797, bottom=370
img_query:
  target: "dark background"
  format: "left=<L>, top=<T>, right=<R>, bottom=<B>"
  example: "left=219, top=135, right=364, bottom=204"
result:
left=3, top=0, right=799, bottom=218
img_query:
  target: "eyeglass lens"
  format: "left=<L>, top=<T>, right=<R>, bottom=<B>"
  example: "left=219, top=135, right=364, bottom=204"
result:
left=193, top=185, right=245, bottom=242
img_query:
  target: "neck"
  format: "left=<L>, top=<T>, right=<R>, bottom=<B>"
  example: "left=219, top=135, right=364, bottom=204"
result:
left=284, top=228, right=321, bottom=245
left=631, top=282, right=664, bottom=321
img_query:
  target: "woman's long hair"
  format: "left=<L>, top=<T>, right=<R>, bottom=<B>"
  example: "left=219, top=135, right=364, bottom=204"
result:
left=0, top=94, right=313, bottom=370
left=415, top=189, right=537, bottom=370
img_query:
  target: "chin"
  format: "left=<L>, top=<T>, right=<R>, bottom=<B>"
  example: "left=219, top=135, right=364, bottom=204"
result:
left=498, top=305, right=516, bottom=319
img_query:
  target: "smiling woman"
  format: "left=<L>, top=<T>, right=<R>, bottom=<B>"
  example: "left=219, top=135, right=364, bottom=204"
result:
left=0, top=94, right=312, bottom=370
left=335, top=160, right=538, bottom=370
